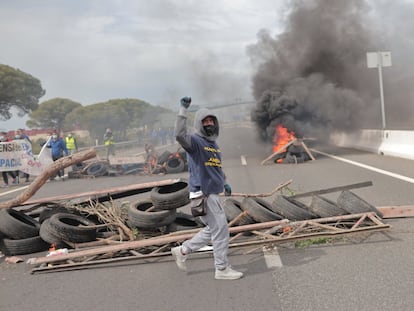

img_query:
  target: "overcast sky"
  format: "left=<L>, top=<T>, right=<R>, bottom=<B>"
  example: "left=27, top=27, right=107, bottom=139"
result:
left=0, top=0, right=283, bottom=129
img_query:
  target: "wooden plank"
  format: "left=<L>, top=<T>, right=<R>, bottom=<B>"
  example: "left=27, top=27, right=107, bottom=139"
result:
left=289, top=181, right=373, bottom=199
left=377, top=206, right=414, bottom=218
left=300, top=140, right=315, bottom=161
left=21, top=178, right=182, bottom=206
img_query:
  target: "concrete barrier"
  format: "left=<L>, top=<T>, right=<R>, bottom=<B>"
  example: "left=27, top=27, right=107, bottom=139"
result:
left=331, top=129, right=414, bottom=160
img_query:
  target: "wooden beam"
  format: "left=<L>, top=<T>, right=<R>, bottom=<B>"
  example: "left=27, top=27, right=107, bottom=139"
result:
left=289, top=181, right=373, bottom=199
left=377, top=206, right=414, bottom=218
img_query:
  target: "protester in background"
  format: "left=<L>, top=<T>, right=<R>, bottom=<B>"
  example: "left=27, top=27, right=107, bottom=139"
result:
left=14, top=129, right=31, bottom=183
left=159, top=127, right=167, bottom=145
left=103, top=128, right=115, bottom=160
left=65, top=132, right=78, bottom=155
left=0, top=131, right=17, bottom=187
left=47, top=131, right=68, bottom=181
left=168, top=127, right=175, bottom=144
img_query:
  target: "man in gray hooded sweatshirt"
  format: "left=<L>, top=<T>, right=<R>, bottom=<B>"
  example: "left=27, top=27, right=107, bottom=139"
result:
left=171, top=96, right=243, bottom=280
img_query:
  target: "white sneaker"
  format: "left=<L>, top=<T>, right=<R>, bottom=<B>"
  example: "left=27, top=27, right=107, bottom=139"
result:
left=54, top=176, right=61, bottom=181
left=215, top=266, right=243, bottom=280
left=171, top=246, right=187, bottom=271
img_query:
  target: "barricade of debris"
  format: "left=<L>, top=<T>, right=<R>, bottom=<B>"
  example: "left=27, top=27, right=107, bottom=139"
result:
left=68, top=145, right=188, bottom=178
left=2, top=176, right=413, bottom=273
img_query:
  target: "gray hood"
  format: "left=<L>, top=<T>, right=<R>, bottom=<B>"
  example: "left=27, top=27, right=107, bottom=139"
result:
left=193, top=108, right=219, bottom=141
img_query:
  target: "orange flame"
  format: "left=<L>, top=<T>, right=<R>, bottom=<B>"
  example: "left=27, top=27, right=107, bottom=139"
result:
left=273, top=124, right=295, bottom=153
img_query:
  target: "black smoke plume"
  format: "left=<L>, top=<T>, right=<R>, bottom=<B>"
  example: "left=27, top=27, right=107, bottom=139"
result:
left=249, top=0, right=414, bottom=142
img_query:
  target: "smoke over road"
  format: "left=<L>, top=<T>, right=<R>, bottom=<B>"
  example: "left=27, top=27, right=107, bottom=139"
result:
left=249, top=0, right=414, bottom=142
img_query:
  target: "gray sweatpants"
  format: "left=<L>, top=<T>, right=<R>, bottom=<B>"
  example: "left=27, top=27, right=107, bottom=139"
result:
left=182, top=194, right=229, bottom=270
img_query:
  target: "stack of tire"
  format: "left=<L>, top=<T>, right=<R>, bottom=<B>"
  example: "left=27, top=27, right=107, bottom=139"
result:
left=127, top=179, right=202, bottom=232
left=0, top=203, right=102, bottom=256
left=223, top=190, right=383, bottom=226
left=0, top=208, right=48, bottom=256
left=157, top=151, right=187, bottom=174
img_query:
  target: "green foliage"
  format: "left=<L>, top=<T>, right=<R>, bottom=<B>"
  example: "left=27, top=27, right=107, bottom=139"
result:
left=27, top=98, right=82, bottom=132
left=0, top=64, right=45, bottom=120
left=65, top=98, right=169, bottom=143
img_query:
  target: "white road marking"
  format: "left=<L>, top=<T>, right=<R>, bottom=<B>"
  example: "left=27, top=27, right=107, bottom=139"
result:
left=263, top=245, right=283, bottom=268
left=312, top=149, right=414, bottom=184
left=0, top=185, right=29, bottom=197
left=241, top=155, right=247, bottom=165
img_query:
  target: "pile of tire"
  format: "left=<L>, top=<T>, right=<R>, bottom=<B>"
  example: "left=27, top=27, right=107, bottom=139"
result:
left=127, top=179, right=202, bottom=232
left=223, top=190, right=383, bottom=225
left=0, top=208, right=48, bottom=256
left=0, top=203, right=103, bottom=256
left=157, top=151, right=188, bottom=174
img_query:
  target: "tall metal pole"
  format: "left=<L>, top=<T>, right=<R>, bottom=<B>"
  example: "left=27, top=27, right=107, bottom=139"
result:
left=377, top=51, right=386, bottom=130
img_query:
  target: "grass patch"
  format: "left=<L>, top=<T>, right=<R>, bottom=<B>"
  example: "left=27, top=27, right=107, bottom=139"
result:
left=294, top=237, right=334, bottom=248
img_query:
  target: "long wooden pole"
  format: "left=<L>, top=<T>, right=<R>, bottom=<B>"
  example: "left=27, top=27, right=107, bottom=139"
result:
left=28, top=219, right=289, bottom=265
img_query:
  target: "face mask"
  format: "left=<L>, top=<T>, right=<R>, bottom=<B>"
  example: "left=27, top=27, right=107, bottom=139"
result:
left=15, top=135, right=21, bottom=139
left=0, top=136, right=4, bottom=141
left=52, top=135, right=58, bottom=139
left=203, top=125, right=216, bottom=136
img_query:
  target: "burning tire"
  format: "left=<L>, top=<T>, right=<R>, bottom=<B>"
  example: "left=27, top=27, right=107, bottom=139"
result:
left=271, top=195, right=317, bottom=221
left=337, top=190, right=383, bottom=218
left=309, top=195, right=349, bottom=218
left=157, top=151, right=172, bottom=164
left=0, top=209, right=40, bottom=239
left=165, top=156, right=185, bottom=174
left=240, top=197, right=283, bottom=223
left=150, top=180, right=190, bottom=210
left=128, top=199, right=176, bottom=229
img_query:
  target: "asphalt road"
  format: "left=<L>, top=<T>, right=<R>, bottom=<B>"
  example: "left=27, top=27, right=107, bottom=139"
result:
left=1, top=122, right=413, bottom=311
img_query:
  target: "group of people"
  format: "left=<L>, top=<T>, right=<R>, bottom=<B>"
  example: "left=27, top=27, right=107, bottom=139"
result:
left=0, top=129, right=79, bottom=186
left=0, top=129, right=31, bottom=187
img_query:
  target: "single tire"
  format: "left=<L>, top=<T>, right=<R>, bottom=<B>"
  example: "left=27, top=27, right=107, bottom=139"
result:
left=167, top=212, right=203, bottom=232
left=38, top=204, right=72, bottom=223
left=157, top=151, right=172, bottom=164
left=240, top=197, right=284, bottom=223
left=271, top=195, right=317, bottom=221
left=222, top=198, right=255, bottom=225
left=39, top=219, right=68, bottom=248
left=337, top=190, right=383, bottom=218
left=165, top=157, right=185, bottom=174
left=49, top=213, right=97, bottom=243
left=150, top=180, right=190, bottom=210
left=309, top=195, right=349, bottom=218
left=128, top=199, right=176, bottom=229
left=0, top=208, right=40, bottom=239
left=85, top=162, right=108, bottom=177
left=0, top=236, right=49, bottom=256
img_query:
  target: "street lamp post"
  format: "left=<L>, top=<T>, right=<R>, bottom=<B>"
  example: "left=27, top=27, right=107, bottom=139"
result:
left=367, top=51, right=392, bottom=130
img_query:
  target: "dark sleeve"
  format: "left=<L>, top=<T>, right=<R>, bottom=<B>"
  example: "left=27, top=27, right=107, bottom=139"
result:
left=175, top=114, right=193, bottom=152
